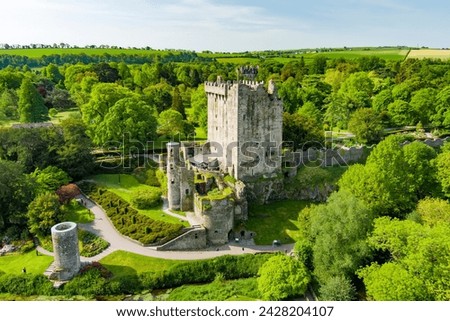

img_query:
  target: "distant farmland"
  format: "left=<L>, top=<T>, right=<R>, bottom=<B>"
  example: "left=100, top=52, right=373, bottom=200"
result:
left=407, top=49, right=450, bottom=60
left=0, top=48, right=178, bottom=58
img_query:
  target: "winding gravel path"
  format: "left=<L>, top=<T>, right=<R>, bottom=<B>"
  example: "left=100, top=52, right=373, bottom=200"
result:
left=38, top=194, right=294, bottom=261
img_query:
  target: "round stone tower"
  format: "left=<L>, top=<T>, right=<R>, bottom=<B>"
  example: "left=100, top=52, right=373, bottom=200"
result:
left=51, top=222, right=81, bottom=281
left=167, top=142, right=181, bottom=210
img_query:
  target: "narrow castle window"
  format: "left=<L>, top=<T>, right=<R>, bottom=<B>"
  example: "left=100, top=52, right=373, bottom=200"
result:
left=194, top=233, right=198, bottom=239
left=185, top=189, right=189, bottom=195
left=171, top=180, right=175, bottom=184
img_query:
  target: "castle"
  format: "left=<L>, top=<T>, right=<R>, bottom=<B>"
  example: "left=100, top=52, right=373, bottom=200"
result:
left=162, top=77, right=283, bottom=249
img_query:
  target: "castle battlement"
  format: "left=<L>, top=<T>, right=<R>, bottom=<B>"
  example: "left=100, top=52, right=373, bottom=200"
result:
left=204, top=80, right=266, bottom=97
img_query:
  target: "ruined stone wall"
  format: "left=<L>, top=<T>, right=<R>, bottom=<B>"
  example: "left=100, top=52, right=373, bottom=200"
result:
left=167, top=142, right=181, bottom=210
left=194, top=194, right=235, bottom=245
left=156, top=226, right=207, bottom=251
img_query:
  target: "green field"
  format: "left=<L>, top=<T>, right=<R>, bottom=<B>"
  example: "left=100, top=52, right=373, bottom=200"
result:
left=99, top=250, right=186, bottom=277
left=0, top=251, right=53, bottom=275
left=88, top=174, right=189, bottom=226
left=204, top=48, right=409, bottom=65
left=49, top=108, right=81, bottom=124
left=62, top=199, right=95, bottom=224
left=246, top=200, right=311, bottom=245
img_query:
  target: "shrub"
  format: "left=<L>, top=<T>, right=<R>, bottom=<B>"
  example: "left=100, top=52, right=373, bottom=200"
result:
left=78, top=230, right=110, bottom=257
left=131, top=187, right=162, bottom=209
left=319, top=276, right=356, bottom=301
left=0, top=274, right=55, bottom=296
left=87, top=186, right=183, bottom=245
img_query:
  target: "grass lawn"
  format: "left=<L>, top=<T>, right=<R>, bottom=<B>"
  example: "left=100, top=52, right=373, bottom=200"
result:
left=88, top=174, right=189, bottom=226
left=0, top=251, right=53, bottom=275
left=246, top=200, right=312, bottom=245
left=99, top=250, right=186, bottom=277
left=167, top=277, right=259, bottom=301
left=62, top=200, right=95, bottom=223
left=49, top=108, right=81, bottom=124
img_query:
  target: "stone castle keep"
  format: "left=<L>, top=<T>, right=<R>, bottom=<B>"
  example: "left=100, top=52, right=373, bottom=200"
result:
left=163, top=78, right=283, bottom=249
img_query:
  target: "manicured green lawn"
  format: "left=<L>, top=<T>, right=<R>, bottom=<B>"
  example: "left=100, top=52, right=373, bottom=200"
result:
left=99, top=250, right=186, bottom=277
left=49, top=108, right=81, bottom=124
left=167, top=277, right=259, bottom=301
left=0, top=251, right=53, bottom=275
left=88, top=174, right=189, bottom=226
left=62, top=200, right=95, bottom=223
left=246, top=200, right=312, bottom=245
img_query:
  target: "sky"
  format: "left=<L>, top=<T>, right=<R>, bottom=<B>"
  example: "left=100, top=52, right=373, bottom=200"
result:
left=0, top=0, right=449, bottom=52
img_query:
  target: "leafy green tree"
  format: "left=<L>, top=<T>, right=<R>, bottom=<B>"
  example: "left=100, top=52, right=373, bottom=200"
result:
left=283, top=112, right=324, bottom=150
left=372, top=89, right=393, bottom=112
left=18, top=78, right=49, bottom=123
left=0, top=89, right=19, bottom=119
left=309, top=56, right=327, bottom=75
left=434, top=147, right=450, bottom=196
left=403, top=142, right=438, bottom=198
left=432, top=85, right=450, bottom=127
left=0, top=160, right=35, bottom=236
left=359, top=262, right=429, bottom=301
left=157, top=109, right=184, bottom=137
left=319, top=276, right=356, bottom=301
left=339, top=136, right=424, bottom=217
left=338, top=72, right=374, bottom=110
left=257, top=255, right=310, bottom=301
left=171, top=86, right=184, bottom=116
left=278, top=77, right=302, bottom=113
left=57, top=117, right=95, bottom=180
left=348, top=108, right=383, bottom=144
left=190, top=84, right=207, bottom=131
left=142, top=82, right=173, bottom=113
left=387, top=100, right=417, bottom=126
left=309, top=190, right=374, bottom=284
left=359, top=216, right=450, bottom=300
left=80, top=83, right=134, bottom=143
left=27, top=192, right=64, bottom=238
left=297, top=101, right=322, bottom=125
left=409, top=88, right=437, bottom=125
left=30, top=166, right=71, bottom=195
left=416, top=198, right=450, bottom=227
left=95, top=96, right=158, bottom=148
left=43, top=63, right=64, bottom=84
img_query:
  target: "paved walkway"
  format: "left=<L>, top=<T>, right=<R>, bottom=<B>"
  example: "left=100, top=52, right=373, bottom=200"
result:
left=37, top=194, right=294, bottom=261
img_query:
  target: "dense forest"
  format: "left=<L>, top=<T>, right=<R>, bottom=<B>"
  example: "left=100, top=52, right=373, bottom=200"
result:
left=1, top=50, right=450, bottom=300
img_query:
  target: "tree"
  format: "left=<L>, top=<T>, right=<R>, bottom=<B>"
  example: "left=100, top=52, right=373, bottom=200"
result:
left=297, top=101, right=322, bottom=125
left=142, top=82, right=173, bottom=113
left=359, top=216, right=450, bottom=300
left=0, top=160, right=35, bottom=236
left=171, top=86, right=184, bottom=116
left=18, top=78, right=49, bottom=123
left=190, top=84, right=207, bottom=131
left=359, top=262, right=429, bottom=301
left=402, top=142, right=438, bottom=198
left=338, top=72, right=374, bottom=110
left=309, top=190, right=374, bottom=284
left=157, top=109, right=185, bottom=138
left=348, top=108, right=383, bottom=144
left=257, top=255, right=310, bottom=301
left=95, top=96, right=158, bottom=149
left=56, top=183, right=81, bottom=204
left=435, top=148, right=450, bottom=197
left=283, top=112, right=324, bottom=150
left=416, top=198, right=450, bottom=227
left=27, top=192, right=64, bottom=238
left=57, top=117, right=95, bottom=180
left=80, top=83, right=134, bottom=144
left=30, top=166, right=71, bottom=195
left=319, top=276, right=356, bottom=301
left=338, top=136, right=416, bottom=217
left=432, top=85, right=450, bottom=127
left=387, top=100, right=417, bottom=127
left=0, top=89, right=19, bottom=119
left=409, top=88, right=437, bottom=125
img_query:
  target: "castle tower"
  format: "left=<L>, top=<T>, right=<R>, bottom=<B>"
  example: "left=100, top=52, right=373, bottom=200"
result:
left=51, top=222, right=80, bottom=281
left=204, top=78, right=283, bottom=182
left=167, top=142, right=181, bottom=210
